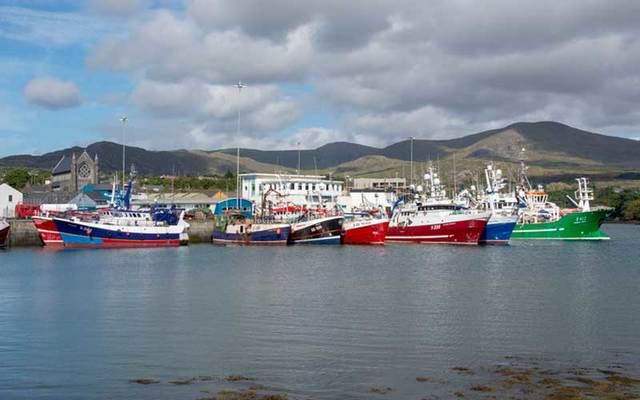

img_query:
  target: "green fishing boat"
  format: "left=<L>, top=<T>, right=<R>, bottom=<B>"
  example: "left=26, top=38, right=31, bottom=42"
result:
left=511, top=159, right=611, bottom=240
left=511, top=208, right=610, bottom=240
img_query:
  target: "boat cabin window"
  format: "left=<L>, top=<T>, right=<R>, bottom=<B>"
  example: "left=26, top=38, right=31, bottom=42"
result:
left=418, top=205, right=456, bottom=211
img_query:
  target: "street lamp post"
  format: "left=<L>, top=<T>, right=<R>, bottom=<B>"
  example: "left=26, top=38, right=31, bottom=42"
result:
left=235, top=81, right=246, bottom=209
left=120, top=116, right=127, bottom=186
left=297, top=141, right=301, bottom=175
left=409, top=136, right=414, bottom=186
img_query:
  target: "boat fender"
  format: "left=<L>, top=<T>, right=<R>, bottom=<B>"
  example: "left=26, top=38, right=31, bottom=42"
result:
left=276, top=227, right=281, bottom=235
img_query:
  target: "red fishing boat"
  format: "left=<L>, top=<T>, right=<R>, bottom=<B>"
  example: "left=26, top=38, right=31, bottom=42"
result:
left=32, top=216, right=64, bottom=246
left=342, top=212, right=389, bottom=245
left=0, top=219, right=10, bottom=248
left=386, top=164, right=490, bottom=245
left=386, top=207, right=489, bottom=244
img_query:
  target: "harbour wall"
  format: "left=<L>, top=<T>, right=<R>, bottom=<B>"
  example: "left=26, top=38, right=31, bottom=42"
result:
left=8, top=219, right=41, bottom=247
left=186, top=220, right=214, bottom=244
left=6, top=219, right=214, bottom=247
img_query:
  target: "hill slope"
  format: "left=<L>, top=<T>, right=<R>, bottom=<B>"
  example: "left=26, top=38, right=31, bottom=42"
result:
left=1, top=122, right=638, bottom=178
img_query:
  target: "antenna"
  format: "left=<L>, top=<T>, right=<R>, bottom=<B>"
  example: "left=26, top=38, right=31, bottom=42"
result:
left=234, top=81, right=246, bottom=209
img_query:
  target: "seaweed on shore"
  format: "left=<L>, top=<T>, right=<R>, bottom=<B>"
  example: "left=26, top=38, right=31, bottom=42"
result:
left=225, top=375, right=256, bottom=382
left=129, top=378, right=160, bottom=385
left=197, top=389, right=287, bottom=400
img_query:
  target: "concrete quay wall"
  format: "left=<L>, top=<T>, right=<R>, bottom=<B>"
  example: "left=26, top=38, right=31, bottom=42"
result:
left=5, top=219, right=213, bottom=247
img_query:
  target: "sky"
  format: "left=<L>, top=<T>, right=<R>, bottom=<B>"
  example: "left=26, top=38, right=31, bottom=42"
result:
left=1, top=0, right=640, bottom=157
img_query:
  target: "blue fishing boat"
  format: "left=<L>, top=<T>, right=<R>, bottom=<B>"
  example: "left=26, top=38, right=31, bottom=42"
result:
left=480, top=214, right=518, bottom=244
left=212, top=213, right=290, bottom=245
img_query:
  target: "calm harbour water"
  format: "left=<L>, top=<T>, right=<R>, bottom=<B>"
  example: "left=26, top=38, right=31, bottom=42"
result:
left=1, top=224, right=639, bottom=399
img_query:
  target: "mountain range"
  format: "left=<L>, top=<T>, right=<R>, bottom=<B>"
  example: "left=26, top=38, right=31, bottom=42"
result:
left=2, top=121, right=639, bottom=182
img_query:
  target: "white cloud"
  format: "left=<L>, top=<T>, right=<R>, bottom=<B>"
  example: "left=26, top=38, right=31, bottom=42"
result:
left=85, top=0, right=640, bottom=148
left=24, top=77, right=82, bottom=110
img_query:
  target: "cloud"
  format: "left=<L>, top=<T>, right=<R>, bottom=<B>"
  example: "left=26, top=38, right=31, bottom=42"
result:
left=24, top=77, right=82, bottom=109
left=124, top=79, right=300, bottom=148
left=86, top=0, right=640, bottom=148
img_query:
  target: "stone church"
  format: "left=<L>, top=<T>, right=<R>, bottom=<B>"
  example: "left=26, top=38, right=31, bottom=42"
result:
left=51, top=150, right=100, bottom=192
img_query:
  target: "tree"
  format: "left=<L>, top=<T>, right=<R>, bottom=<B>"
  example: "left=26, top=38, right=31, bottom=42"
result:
left=623, top=199, right=640, bottom=221
left=3, top=168, right=30, bottom=189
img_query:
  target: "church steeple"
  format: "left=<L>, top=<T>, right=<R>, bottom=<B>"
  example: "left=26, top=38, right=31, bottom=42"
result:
left=71, top=152, right=78, bottom=192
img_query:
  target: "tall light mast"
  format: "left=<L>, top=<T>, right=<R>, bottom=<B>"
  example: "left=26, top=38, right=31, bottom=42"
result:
left=120, top=116, right=127, bottom=186
left=235, top=81, right=246, bottom=209
left=409, top=136, right=414, bottom=186
left=297, top=141, right=301, bottom=175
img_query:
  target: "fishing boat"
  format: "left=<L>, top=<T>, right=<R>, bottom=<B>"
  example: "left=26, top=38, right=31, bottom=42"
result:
left=387, top=165, right=490, bottom=245
left=342, top=210, right=389, bottom=245
left=481, top=213, right=518, bottom=244
left=289, top=211, right=344, bottom=244
left=32, top=215, right=64, bottom=246
left=212, top=211, right=290, bottom=245
left=259, top=186, right=344, bottom=244
left=511, top=152, right=610, bottom=240
left=0, top=219, right=9, bottom=248
left=41, top=212, right=187, bottom=248
left=33, top=175, right=189, bottom=248
left=475, top=164, right=518, bottom=244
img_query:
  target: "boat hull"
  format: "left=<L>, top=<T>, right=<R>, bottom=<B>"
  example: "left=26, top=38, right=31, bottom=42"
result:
left=511, top=209, right=610, bottom=240
left=212, top=223, right=290, bottom=245
left=32, top=216, right=64, bottom=246
left=342, top=219, right=389, bottom=245
left=386, top=217, right=488, bottom=245
left=51, top=218, right=183, bottom=248
left=290, top=216, right=344, bottom=244
left=480, top=214, right=517, bottom=245
left=0, top=222, right=9, bottom=248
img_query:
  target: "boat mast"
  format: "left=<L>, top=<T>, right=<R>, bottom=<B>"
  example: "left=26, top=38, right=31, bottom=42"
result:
left=235, top=81, right=246, bottom=210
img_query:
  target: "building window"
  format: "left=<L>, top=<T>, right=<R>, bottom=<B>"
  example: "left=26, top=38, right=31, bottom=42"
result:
left=8, top=195, right=13, bottom=202
left=78, top=162, right=92, bottom=179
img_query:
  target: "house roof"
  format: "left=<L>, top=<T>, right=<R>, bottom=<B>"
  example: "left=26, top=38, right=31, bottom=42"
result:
left=23, top=191, right=75, bottom=205
left=82, top=183, right=113, bottom=192
left=0, top=183, right=22, bottom=194
left=85, top=191, right=109, bottom=203
left=52, top=155, right=72, bottom=175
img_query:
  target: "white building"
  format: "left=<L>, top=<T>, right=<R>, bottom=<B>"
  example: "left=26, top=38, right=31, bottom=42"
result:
left=241, top=173, right=343, bottom=206
left=352, top=177, right=406, bottom=190
left=336, top=189, right=397, bottom=214
left=0, top=183, right=23, bottom=218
